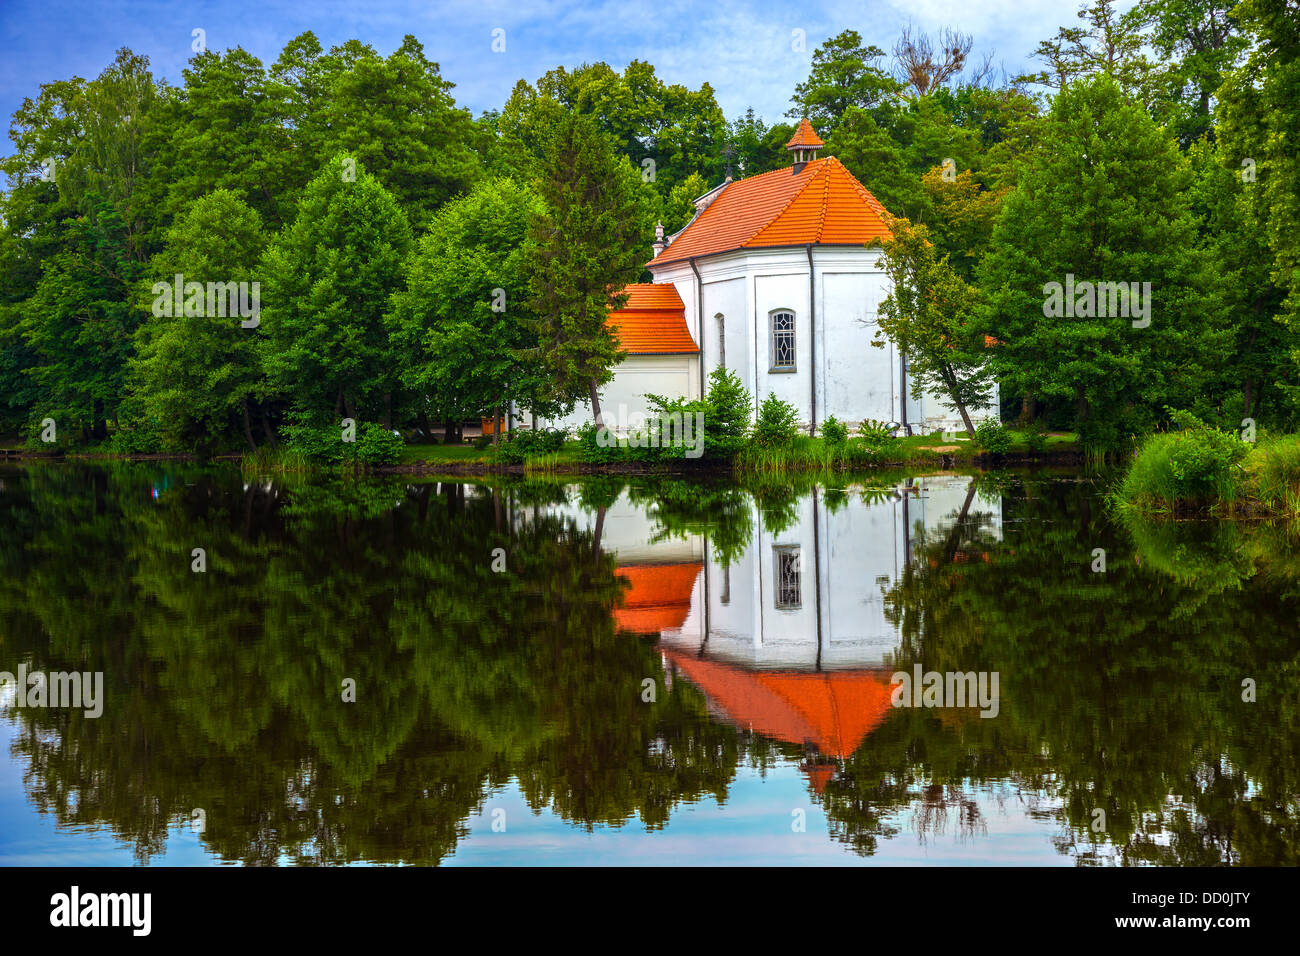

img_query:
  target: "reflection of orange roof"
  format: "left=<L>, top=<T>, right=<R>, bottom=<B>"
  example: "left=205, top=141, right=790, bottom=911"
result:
left=661, top=648, right=897, bottom=759
left=785, top=118, right=826, bottom=150
left=647, top=157, right=892, bottom=267
left=607, top=283, right=697, bottom=354
left=614, top=563, right=702, bottom=633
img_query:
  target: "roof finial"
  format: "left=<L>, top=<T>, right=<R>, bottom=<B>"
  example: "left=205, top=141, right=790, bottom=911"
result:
left=785, top=118, right=825, bottom=174
left=652, top=220, right=666, bottom=257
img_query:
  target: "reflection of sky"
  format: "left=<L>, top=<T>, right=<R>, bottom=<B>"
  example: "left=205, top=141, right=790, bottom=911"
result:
left=443, top=766, right=1067, bottom=867
left=0, top=707, right=1068, bottom=865
left=0, top=715, right=217, bottom=866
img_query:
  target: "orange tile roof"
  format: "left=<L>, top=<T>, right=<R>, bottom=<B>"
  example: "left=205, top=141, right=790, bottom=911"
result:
left=613, top=562, right=702, bottom=633
left=661, top=648, right=898, bottom=759
left=606, top=283, right=697, bottom=354
left=785, top=118, right=825, bottom=150
left=647, top=157, right=892, bottom=268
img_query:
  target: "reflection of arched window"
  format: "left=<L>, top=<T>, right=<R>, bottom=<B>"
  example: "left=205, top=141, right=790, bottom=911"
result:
left=715, top=313, right=726, bottom=371
left=770, top=310, right=795, bottom=371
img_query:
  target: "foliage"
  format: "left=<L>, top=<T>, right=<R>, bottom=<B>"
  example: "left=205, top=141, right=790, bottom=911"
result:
left=821, top=415, right=849, bottom=445
left=752, top=394, right=800, bottom=448
left=973, top=419, right=1012, bottom=455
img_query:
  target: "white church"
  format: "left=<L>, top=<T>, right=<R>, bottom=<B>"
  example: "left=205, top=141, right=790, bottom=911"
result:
left=543, top=119, right=998, bottom=436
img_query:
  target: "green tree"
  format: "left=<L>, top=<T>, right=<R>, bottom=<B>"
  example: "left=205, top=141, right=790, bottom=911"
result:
left=1217, top=0, right=1300, bottom=387
left=875, top=217, right=993, bottom=436
left=128, top=189, right=268, bottom=451
left=260, top=157, right=412, bottom=426
left=977, top=73, right=1230, bottom=448
left=523, top=115, right=654, bottom=428
left=387, top=178, right=551, bottom=440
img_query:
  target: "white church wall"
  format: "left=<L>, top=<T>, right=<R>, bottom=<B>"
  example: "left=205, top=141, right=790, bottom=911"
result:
left=541, top=354, right=700, bottom=435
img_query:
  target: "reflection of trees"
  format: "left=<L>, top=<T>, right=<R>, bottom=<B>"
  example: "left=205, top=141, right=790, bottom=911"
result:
left=0, top=467, right=742, bottom=863
left=3, top=467, right=1299, bottom=865
left=871, top=474, right=1300, bottom=864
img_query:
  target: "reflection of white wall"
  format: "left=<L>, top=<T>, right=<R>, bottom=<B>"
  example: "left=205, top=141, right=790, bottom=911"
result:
left=522, top=476, right=1002, bottom=671
left=533, top=487, right=705, bottom=566
left=665, top=475, right=1002, bottom=670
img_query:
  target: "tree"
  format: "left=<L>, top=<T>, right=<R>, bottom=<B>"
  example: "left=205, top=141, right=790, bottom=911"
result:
left=260, top=157, right=412, bottom=425
left=977, top=73, right=1230, bottom=448
left=387, top=178, right=553, bottom=440
left=1217, top=0, right=1300, bottom=390
left=128, top=189, right=268, bottom=450
left=1137, top=0, right=1248, bottom=146
left=1021, top=0, right=1158, bottom=103
left=495, top=61, right=727, bottom=199
left=790, top=31, right=901, bottom=138
left=523, top=115, right=654, bottom=429
left=874, top=217, right=994, bottom=436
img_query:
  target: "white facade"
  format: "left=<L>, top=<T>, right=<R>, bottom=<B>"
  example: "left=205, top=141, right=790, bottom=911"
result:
left=543, top=244, right=998, bottom=436
left=652, top=246, right=998, bottom=435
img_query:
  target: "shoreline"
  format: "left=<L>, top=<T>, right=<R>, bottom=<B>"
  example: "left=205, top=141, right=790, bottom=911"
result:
left=0, top=447, right=1088, bottom=474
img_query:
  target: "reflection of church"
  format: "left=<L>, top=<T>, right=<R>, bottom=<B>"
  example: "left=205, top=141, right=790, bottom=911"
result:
left=549, top=476, right=1001, bottom=769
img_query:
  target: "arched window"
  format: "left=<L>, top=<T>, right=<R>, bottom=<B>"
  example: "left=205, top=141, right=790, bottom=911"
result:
left=770, top=310, right=795, bottom=371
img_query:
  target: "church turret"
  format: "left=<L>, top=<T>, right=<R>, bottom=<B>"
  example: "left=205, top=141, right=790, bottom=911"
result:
left=786, top=118, right=825, bottom=174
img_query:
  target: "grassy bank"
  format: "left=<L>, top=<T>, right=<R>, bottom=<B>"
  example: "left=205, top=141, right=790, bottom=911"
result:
left=1115, top=429, right=1300, bottom=517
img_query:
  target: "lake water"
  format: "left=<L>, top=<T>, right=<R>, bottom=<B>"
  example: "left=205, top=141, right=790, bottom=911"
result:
left=1, top=464, right=1297, bottom=866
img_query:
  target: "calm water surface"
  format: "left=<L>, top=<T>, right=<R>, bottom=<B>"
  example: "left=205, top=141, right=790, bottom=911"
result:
left=1, top=465, right=1297, bottom=865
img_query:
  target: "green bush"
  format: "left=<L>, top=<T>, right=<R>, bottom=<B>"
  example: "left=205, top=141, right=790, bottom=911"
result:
left=494, top=426, right=568, bottom=463
left=821, top=415, right=848, bottom=445
left=857, top=418, right=896, bottom=447
left=1024, top=421, right=1049, bottom=454
left=974, top=418, right=1011, bottom=455
left=753, top=394, right=800, bottom=447
left=1118, top=412, right=1248, bottom=510
left=283, top=419, right=404, bottom=466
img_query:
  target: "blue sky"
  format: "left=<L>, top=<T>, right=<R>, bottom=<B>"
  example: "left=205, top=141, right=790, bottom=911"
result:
left=0, top=0, right=1119, bottom=138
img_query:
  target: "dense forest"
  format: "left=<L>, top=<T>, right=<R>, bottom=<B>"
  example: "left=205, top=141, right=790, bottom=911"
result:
left=1, top=0, right=1296, bottom=454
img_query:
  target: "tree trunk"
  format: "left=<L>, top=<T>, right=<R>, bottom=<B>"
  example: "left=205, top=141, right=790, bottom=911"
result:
left=492, top=405, right=502, bottom=446
left=335, top=385, right=344, bottom=418
left=91, top=399, right=108, bottom=440
left=418, top=412, right=433, bottom=444
left=589, top=380, right=605, bottom=429
left=444, top=418, right=458, bottom=443
left=1243, top=378, right=1255, bottom=422
left=242, top=400, right=259, bottom=452
left=261, top=411, right=279, bottom=450
left=383, top=392, right=393, bottom=430
left=957, top=402, right=975, bottom=438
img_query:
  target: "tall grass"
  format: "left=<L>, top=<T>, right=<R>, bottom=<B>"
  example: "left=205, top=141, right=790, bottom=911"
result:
left=1244, top=434, right=1300, bottom=517
left=735, top=435, right=883, bottom=474
left=1116, top=428, right=1300, bottom=517
left=241, top=446, right=314, bottom=477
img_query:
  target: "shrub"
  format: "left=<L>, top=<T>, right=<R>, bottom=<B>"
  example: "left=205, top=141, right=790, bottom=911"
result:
left=753, top=394, right=800, bottom=447
left=701, top=367, right=753, bottom=458
left=1118, top=413, right=1248, bottom=510
left=857, top=418, right=896, bottom=447
left=282, top=419, right=404, bottom=466
left=821, top=415, right=848, bottom=445
left=472, top=434, right=492, bottom=450
left=1024, top=421, right=1049, bottom=454
left=973, top=418, right=1011, bottom=455
left=576, top=421, right=621, bottom=464
left=494, top=426, right=568, bottom=463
